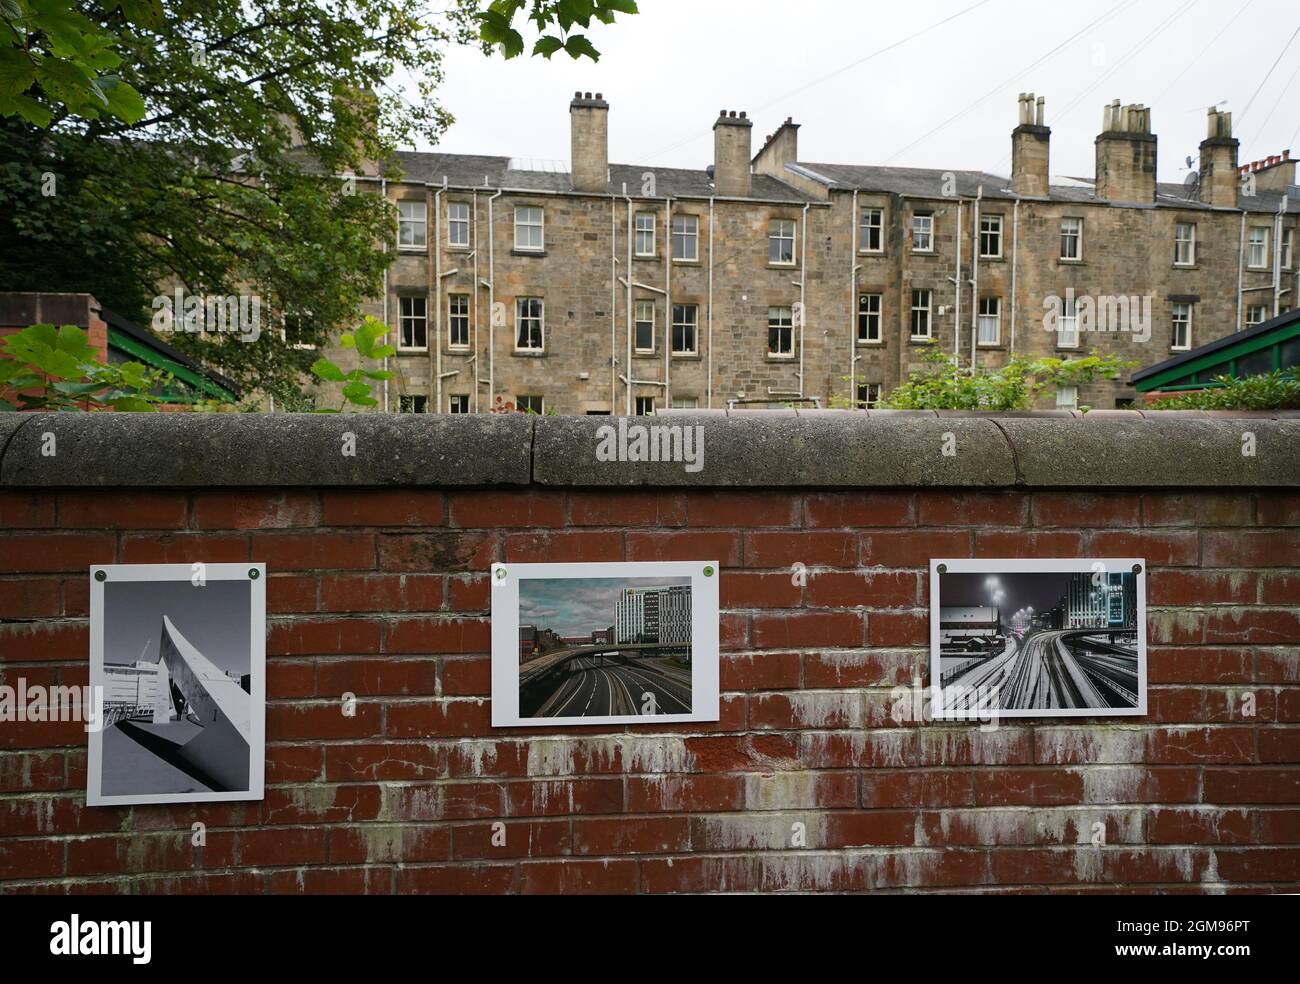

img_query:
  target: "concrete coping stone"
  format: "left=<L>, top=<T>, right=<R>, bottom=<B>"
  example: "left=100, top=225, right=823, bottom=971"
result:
left=0, top=411, right=1296, bottom=489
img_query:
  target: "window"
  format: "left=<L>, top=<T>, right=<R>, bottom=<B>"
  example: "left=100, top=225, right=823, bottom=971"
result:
left=671, top=396, right=698, bottom=409
left=672, top=215, right=698, bottom=261
left=1171, top=302, right=1192, bottom=351
left=399, top=296, right=427, bottom=349
left=1174, top=222, right=1195, bottom=266
left=768, top=306, right=794, bottom=357
left=399, top=395, right=428, bottom=413
left=515, top=297, right=543, bottom=351
left=447, top=294, right=470, bottom=348
left=516, top=395, right=544, bottom=414
left=1247, top=226, right=1269, bottom=269
left=635, top=212, right=655, bottom=256
left=1282, top=229, right=1294, bottom=270
left=977, top=297, right=1001, bottom=345
left=769, top=219, right=796, bottom=265
left=1060, top=217, right=1082, bottom=260
left=514, top=206, right=544, bottom=251
left=859, top=207, right=883, bottom=253
left=635, top=396, right=655, bottom=416
left=910, top=288, right=932, bottom=339
left=857, top=293, right=882, bottom=344
left=634, top=300, right=655, bottom=353
left=397, top=201, right=427, bottom=250
left=448, top=394, right=470, bottom=414
left=979, top=214, right=1002, bottom=258
left=448, top=202, right=470, bottom=247
left=1058, top=295, right=1079, bottom=348
left=855, top=382, right=881, bottom=409
left=1055, top=386, right=1077, bottom=410
left=1245, top=304, right=1268, bottom=327
left=911, top=211, right=933, bottom=252
left=671, top=303, right=698, bottom=354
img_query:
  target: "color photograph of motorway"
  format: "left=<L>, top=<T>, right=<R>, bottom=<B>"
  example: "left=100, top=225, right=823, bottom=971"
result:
left=937, top=568, right=1141, bottom=713
left=518, top=577, right=693, bottom=719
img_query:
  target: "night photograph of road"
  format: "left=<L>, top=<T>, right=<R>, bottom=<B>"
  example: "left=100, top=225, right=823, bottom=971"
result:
left=937, top=566, right=1141, bottom=714
left=518, top=577, right=693, bottom=718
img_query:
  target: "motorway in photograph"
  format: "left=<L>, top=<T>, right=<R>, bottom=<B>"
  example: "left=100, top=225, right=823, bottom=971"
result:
left=527, top=653, right=692, bottom=717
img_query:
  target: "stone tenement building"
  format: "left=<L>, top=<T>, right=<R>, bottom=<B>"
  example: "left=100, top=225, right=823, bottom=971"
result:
left=344, top=91, right=1300, bottom=414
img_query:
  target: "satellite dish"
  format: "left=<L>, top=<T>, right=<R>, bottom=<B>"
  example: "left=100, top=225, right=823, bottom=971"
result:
left=1182, top=170, right=1200, bottom=201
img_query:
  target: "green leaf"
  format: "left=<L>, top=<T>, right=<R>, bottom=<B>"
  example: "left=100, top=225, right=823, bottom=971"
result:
left=564, top=34, right=600, bottom=61
left=341, top=380, right=372, bottom=401
left=310, top=358, right=347, bottom=382
left=532, top=35, right=564, bottom=58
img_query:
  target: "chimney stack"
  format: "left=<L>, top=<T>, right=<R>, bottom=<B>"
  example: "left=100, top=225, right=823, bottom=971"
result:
left=713, top=109, right=753, bottom=197
left=1240, top=147, right=1297, bottom=193
left=569, top=91, right=609, bottom=193
left=753, top=116, right=800, bottom=181
left=1095, top=99, right=1157, bottom=204
left=1010, top=92, right=1050, bottom=197
left=1198, top=107, right=1238, bottom=208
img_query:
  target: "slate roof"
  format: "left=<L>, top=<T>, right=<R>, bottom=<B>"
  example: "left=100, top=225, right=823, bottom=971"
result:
left=390, top=151, right=819, bottom=202
left=788, top=162, right=1300, bottom=213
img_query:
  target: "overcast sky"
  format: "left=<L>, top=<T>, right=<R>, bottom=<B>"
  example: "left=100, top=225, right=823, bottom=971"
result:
left=415, top=0, right=1300, bottom=185
left=520, top=576, right=688, bottom=636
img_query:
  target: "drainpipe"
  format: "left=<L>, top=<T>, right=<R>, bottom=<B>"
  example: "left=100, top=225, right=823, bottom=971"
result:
left=381, top=177, right=389, bottom=412
left=1010, top=199, right=1020, bottom=354
left=471, top=189, right=479, bottom=412
left=970, top=187, right=982, bottom=371
left=433, top=178, right=445, bottom=412
left=707, top=196, right=715, bottom=409
left=798, top=202, right=810, bottom=398
left=849, top=189, right=858, bottom=406
left=953, top=196, right=962, bottom=359
left=1274, top=196, right=1288, bottom=317
left=663, top=196, right=672, bottom=409
left=611, top=194, right=618, bottom=413
left=486, top=188, right=503, bottom=406
left=624, top=187, right=634, bottom=416
left=1236, top=211, right=1246, bottom=331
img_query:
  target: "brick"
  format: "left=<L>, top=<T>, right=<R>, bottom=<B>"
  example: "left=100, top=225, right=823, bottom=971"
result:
left=0, top=578, right=61, bottom=617
left=866, top=609, right=926, bottom=647
left=385, top=617, right=489, bottom=654
left=974, top=530, right=1084, bottom=556
left=377, top=531, right=499, bottom=572
left=0, top=491, right=55, bottom=528
left=752, top=611, right=864, bottom=649
left=686, top=491, right=797, bottom=527
left=572, top=817, right=689, bottom=854
left=1204, top=610, right=1300, bottom=646
left=1204, top=530, right=1300, bottom=567
left=1260, top=573, right=1300, bottom=606
left=568, top=491, right=685, bottom=527
left=1256, top=493, right=1300, bottom=526
left=720, top=570, right=802, bottom=608
left=1032, top=492, right=1142, bottom=528
left=193, top=491, right=320, bottom=529
left=58, top=491, right=187, bottom=529
left=320, top=489, right=443, bottom=526
left=744, top=530, right=855, bottom=568
left=396, top=863, right=515, bottom=894
left=917, top=491, right=1028, bottom=527
left=448, top=490, right=562, bottom=528
left=720, top=651, right=801, bottom=690
left=1149, top=570, right=1256, bottom=606
left=822, top=811, right=915, bottom=847
left=802, top=492, right=914, bottom=528
left=316, top=657, right=438, bottom=696
left=519, top=859, right=638, bottom=894
left=447, top=575, right=489, bottom=611
left=627, top=775, right=744, bottom=812
left=1204, top=768, right=1300, bottom=803
left=266, top=701, right=382, bottom=741
left=1148, top=808, right=1253, bottom=844
left=1145, top=492, right=1253, bottom=527
left=324, top=742, right=447, bottom=781
left=452, top=819, right=569, bottom=858
left=319, top=573, right=442, bottom=612
left=641, top=855, right=756, bottom=893
left=0, top=533, right=114, bottom=572
left=861, top=529, right=970, bottom=567
left=329, top=825, right=449, bottom=865
left=803, top=650, right=916, bottom=688
left=1259, top=728, right=1300, bottom=763
left=805, top=570, right=917, bottom=608
left=121, top=533, right=247, bottom=564
left=266, top=574, right=317, bottom=614
left=625, top=530, right=735, bottom=564
left=267, top=617, right=382, bottom=656
left=1148, top=647, right=1252, bottom=684
left=250, top=532, right=375, bottom=571
left=0, top=621, right=88, bottom=662
left=504, top=778, right=623, bottom=816
left=506, top=530, right=624, bottom=563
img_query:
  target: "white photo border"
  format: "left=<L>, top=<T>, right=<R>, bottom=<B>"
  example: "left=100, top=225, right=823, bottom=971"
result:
left=929, top=557, right=1147, bottom=719
left=87, top=562, right=266, bottom=806
left=491, top=560, right=720, bottom=727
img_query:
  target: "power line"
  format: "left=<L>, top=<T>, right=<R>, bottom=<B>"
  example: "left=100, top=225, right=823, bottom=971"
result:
left=1151, top=0, right=1254, bottom=108
left=1237, top=23, right=1300, bottom=123
left=629, top=0, right=996, bottom=166
left=1248, top=55, right=1300, bottom=151
left=881, top=0, right=1134, bottom=167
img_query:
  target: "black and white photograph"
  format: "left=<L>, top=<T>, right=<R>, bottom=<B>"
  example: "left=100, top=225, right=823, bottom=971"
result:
left=491, top=561, right=719, bottom=727
left=930, top=558, right=1147, bottom=718
left=88, top=563, right=266, bottom=806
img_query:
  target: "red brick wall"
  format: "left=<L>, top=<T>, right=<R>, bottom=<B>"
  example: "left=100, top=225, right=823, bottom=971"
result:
left=1, top=487, right=1297, bottom=894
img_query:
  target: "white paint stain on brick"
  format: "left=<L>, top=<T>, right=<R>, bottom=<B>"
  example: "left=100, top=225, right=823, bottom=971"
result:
left=526, top=736, right=692, bottom=777
left=1035, top=727, right=1147, bottom=764
left=452, top=740, right=500, bottom=777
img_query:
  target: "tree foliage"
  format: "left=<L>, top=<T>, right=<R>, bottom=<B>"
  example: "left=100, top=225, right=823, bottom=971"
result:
left=475, top=0, right=637, bottom=61
left=0, top=322, right=171, bottom=410
left=870, top=345, right=1136, bottom=411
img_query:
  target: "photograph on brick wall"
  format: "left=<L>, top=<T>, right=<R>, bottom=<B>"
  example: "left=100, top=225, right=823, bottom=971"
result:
left=491, top=561, right=719, bottom=727
left=930, top=558, right=1147, bottom=719
left=87, top=564, right=266, bottom=806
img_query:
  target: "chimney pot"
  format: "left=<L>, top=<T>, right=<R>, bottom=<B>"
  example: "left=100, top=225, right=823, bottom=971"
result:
left=595, top=92, right=602, bottom=99
left=569, top=90, right=609, bottom=192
